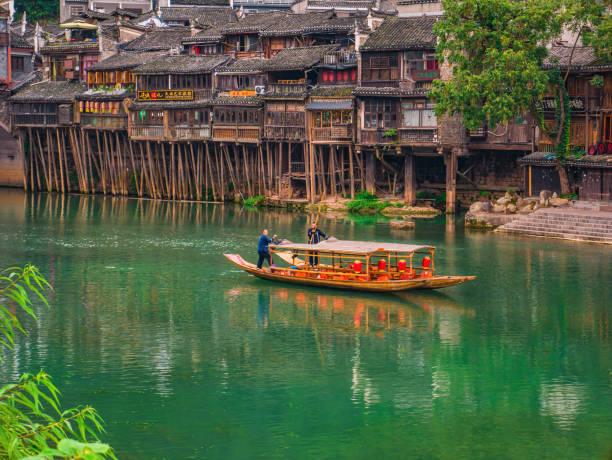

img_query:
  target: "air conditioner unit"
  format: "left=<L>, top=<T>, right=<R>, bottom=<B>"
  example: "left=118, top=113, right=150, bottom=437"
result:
left=255, top=85, right=266, bottom=95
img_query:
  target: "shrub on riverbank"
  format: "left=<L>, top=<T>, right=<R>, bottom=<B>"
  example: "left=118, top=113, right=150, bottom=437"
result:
left=347, top=191, right=391, bottom=214
left=243, top=195, right=265, bottom=207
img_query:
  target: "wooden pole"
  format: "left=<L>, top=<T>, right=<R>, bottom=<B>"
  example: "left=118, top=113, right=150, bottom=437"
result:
left=404, top=151, right=416, bottom=205
left=445, top=149, right=457, bottom=214
left=349, top=144, right=355, bottom=199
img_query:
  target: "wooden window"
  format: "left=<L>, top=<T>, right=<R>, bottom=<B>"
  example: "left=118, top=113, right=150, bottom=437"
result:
left=364, top=99, right=398, bottom=129
left=401, top=100, right=437, bottom=127
left=11, top=56, right=24, bottom=72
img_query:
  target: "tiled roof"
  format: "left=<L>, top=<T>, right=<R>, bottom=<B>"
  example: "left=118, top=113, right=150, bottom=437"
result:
left=160, top=6, right=236, bottom=26
left=307, top=0, right=374, bottom=9
left=519, top=151, right=612, bottom=169
left=222, top=11, right=287, bottom=34
left=10, top=81, right=86, bottom=102
left=87, top=52, right=163, bottom=71
left=260, top=11, right=355, bottom=36
left=132, top=54, right=230, bottom=74
left=212, top=96, right=263, bottom=105
left=353, top=86, right=428, bottom=97
left=10, top=32, right=33, bottom=49
left=306, top=100, right=352, bottom=110
left=172, top=0, right=229, bottom=5
left=78, top=90, right=136, bottom=101
left=361, top=16, right=437, bottom=50
left=397, top=0, right=440, bottom=4
left=216, top=58, right=269, bottom=73
left=182, top=25, right=224, bottom=43
left=261, top=45, right=338, bottom=71
left=309, top=86, right=355, bottom=97
left=41, top=41, right=100, bottom=52
left=543, top=45, right=612, bottom=71
left=122, top=27, right=190, bottom=51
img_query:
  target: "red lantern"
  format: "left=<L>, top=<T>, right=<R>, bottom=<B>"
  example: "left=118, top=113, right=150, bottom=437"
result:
left=322, top=70, right=328, bottom=82
left=378, top=259, right=386, bottom=270
left=353, top=260, right=362, bottom=273
left=350, top=69, right=356, bottom=81
left=398, top=259, right=407, bottom=271
left=329, top=71, right=335, bottom=82
left=343, top=70, right=348, bottom=81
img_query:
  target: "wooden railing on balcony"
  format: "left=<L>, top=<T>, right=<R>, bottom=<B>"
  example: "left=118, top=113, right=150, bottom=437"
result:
left=291, top=161, right=306, bottom=174
left=323, top=51, right=358, bottom=66
left=311, top=126, right=352, bottom=142
left=359, top=128, right=438, bottom=145
left=169, top=126, right=211, bottom=140
left=14, top=114, right=57, bottom=126
left=81, top=113, right=127, bottom=130
left=212, top=126, right=261, bottom=142
left=359, top=80, right=400, bottom=88
left=193, top=89, right=214, bottom=101
left=264, top=125, right=306, bottom=140
left=130, top=125, right=164, bottom=140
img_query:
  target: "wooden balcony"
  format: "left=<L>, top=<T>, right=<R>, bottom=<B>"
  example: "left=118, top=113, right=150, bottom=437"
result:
left=169, top=126, right=211, bottom=140
left=193, top=89, right=214, bottom=101
left=264, top=125, right=306, bottom=141
left=468, top=122, right=533, bottom=149
left=311, top=126, right=352, bottom=143
left=359, top=128, right=438, bottom=146
left=13, top=114, right=58, bottom=126
left=81, top=113, right=127, bottom=130
left=212, top=125, right=261, bottom=143
left=130, top=125, right=164, bottom=141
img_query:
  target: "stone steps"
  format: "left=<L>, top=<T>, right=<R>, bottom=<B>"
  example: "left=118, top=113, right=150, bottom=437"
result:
left=495, top=208, right=612, bottom=244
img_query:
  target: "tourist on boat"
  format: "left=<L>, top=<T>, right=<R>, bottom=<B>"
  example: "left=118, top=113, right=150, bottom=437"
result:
left=307, top=222, right=327, bottom=266
left=257, top=229, right=277, bottom=269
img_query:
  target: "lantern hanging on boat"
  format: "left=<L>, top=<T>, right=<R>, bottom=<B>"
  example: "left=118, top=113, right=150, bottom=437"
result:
left=378, top=259, right=386, bottom=270
left=353, top=260, right=362, bottom=273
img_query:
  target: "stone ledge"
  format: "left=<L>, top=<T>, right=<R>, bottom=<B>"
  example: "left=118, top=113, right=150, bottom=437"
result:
left=465, top=212, right=520, bottom=229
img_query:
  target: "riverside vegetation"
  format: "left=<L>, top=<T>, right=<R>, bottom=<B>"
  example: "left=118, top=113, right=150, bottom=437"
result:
left=0, top=265, right=114, bottom=459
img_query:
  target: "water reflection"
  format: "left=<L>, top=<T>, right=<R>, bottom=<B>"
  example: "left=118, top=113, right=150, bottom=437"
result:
left=0, top=190, right=610, bottom=459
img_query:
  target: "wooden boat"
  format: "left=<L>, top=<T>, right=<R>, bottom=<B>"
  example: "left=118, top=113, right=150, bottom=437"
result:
left=224, top=239, right=475, bottom=293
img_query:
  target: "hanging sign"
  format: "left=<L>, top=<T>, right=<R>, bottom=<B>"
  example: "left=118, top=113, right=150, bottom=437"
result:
left=538, top=96, right=585, bottom=112
left=229, top=90, right=256, bottom=97
left=137, top=89, right=194, bottom=101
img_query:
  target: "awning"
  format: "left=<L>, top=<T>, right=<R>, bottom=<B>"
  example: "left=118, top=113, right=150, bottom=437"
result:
left=270, top=238, right=434, bottom=255
left=60, top=22, right=98, bottom=29
left=306, top=100, right=353, bottom=110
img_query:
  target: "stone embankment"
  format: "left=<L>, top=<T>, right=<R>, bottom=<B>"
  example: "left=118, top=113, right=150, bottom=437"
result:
left=496, top=204, right=612, bottom=244
left=466, top=190, right=570, bottom=229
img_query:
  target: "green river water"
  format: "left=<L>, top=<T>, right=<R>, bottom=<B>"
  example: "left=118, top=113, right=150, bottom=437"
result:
left=0, top=189, right=610, bottom=459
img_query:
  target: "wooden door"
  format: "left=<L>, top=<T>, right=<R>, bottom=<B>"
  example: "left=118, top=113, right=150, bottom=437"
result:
left=604, top=114, right=612, bottom=142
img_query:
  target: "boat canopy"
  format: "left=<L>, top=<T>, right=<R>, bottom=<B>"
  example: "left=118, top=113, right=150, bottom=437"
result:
left=270, top=239, right=434, bottom=255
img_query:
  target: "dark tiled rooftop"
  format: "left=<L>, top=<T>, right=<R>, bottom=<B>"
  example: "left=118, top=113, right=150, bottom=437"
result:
left=133, top=54, right=230, bottom=74
left=160, top=6, right=236, bottom=26
left=11, top=81, right=86, bottom=102
left=10, top=31, right=33, bottom=49
left=544, top=45, right=612, bottom=70
left=216, top=58, right=269, bottom=73
left=360, top=16, right=437, bottom=50
left=122, top=27, right=190, bottom=51
left=87, top=52, right=164, bottom=71
left=353, top=86, right=428, bottom=97
left=261, top=45, right=338, bottom=71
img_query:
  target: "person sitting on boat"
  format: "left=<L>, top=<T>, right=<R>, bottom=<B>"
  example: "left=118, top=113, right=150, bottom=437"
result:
left=307, top=222, right=327, bottom=267
left=257, top=229, right=277, bottom=270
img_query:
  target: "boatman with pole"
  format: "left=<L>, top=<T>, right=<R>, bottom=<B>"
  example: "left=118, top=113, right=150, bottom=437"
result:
left=257, top=229, right=277, bottom=269
left=307, top=222, right=327, bottom=267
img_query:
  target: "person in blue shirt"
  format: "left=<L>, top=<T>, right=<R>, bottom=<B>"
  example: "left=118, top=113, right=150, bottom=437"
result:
left=257, top=229, right=277, bottom=269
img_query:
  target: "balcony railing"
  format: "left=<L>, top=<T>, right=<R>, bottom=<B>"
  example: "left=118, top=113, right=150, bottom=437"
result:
left=312, top=125, right=352, bottom=142
left=265, top=84, right=308, bottom=96
left=213, top=126, right=261, bottom=142
left=81, top=113, right=127, bottom=130
left=170, top=126, right=211, bottom=140
left=360, top=128, right=438, bottom=145
left=323, top=51, right=357, bottom=66
left=264, top=125, right=306, bottom=140
left=291, top=161, right=306, bottom=174
left=130, top=125, right=164, bottom=140
left=14, top=114, right=57, bottom=126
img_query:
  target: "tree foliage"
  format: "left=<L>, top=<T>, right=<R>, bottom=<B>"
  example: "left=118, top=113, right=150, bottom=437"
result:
left=0, top=265, right=115, bottom=459
left=14, top=0, right=59, bottom=23
left=431, top=0, right=612, bottom=194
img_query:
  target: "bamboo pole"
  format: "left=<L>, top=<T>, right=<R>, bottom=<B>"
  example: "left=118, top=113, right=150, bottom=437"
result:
left=35, top=129, right=50, bottom=192
left=349, top=144, right=355, bottom=199
left=205, top=142, right=216, bottom=200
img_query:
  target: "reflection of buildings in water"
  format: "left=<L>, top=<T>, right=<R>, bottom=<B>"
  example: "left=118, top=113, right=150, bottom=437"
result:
left=351, top=337, right=380, bottom=408
left=539, top=381, right=586, bottom=430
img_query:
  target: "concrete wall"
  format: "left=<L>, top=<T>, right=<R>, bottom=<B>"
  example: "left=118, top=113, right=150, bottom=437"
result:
left=0, top=127, right=24, bottom=188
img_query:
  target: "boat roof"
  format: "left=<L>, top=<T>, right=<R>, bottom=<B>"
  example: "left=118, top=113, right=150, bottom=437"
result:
left=270, top=239, right=434, bottom=255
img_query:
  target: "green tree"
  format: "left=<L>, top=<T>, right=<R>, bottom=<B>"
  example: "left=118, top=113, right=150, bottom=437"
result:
left=431, top=0, right=612, bottom=195
left=14, top=0, right=59, bottom=23
left=0, top=265, right=115, bottom=459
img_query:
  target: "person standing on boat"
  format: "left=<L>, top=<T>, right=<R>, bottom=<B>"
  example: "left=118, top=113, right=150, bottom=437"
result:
left=307, top=222, right=327, bottom=267
left=257, top=229, right=277, bottom=269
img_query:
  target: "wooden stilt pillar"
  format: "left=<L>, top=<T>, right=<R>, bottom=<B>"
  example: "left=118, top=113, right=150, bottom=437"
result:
left=348, top=144, right=355, bottom=199
left=404, top=151, right=416, bottom=205
left=365, top=150, right=375, bottom=195
left=445, top=149, right=458, bottom=214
